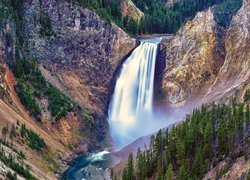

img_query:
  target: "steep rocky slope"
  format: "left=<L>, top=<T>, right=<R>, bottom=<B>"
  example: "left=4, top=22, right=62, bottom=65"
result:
left=22, top=0, right=136, bottom=115
left=0, top=0, right=136, bottom=179
left=120, top=0, right=144, bottom=20
left=1, top=31, right=69, bottom=179
left=0, top=0, right=249, bottom=179
left=159, top=8, right=225, bottom=108
left=159, top=0, right=249, bottom=112
left=205, top=0, right=250, bottom=102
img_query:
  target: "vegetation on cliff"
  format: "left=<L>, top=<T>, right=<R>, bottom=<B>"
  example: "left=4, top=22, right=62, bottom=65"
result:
left=9, top=58, right=76, bottom=122
left=119, top=100, right=250, bottom=179
left=0, top=122, right=36, bottom=179
left=20, top=124, right=46, bottom=151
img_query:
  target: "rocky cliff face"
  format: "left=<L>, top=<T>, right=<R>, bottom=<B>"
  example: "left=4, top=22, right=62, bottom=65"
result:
left=0, top=0, right=136, bottom=178
left=160, top=0, right=249, bottom=111
left=209, top=0, right=250, bottom=93
left=202, top=0, right=250, bottom=105
left=22, top=0, right=136, bottom=116
left=160, top=8, right=225, bottom=107
left=0, top=2, right=18, bottom=105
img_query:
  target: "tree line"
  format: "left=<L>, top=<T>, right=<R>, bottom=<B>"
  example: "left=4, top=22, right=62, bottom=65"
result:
left=118, top=98, right=250, bottom=179
left=73, top=0, right=242, bottom=35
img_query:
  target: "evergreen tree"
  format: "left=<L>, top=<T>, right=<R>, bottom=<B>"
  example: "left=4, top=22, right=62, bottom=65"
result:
left=127, top=153, right=134, bottom=180
left=2, top=125, right=8, bottom=142
left=165, top=164, right=174, bottom=180
left=10, top=123, right=16, bottom=140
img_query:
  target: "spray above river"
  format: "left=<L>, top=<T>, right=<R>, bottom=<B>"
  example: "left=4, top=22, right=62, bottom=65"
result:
left=109, top=38, right=166, bottom=148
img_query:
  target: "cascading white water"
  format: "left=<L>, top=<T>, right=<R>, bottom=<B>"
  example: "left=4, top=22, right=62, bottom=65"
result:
left=109, top=38, right=164, bottom=148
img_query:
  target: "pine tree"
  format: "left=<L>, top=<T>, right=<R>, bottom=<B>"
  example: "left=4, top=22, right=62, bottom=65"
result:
left=176, top=139, right=185, bottom=166
left=177, top=165, right=186, bottom=180
left=10, top=123, right=16, bottom=140
left=122, top=168, right=128, bottom=180
left=165, top=164, right=174, bottom=180
left=156, top=158, right=163, bottom=180
left=2, top=126, right=8, bottom=142
left=127, top=153, right=134, bottom=180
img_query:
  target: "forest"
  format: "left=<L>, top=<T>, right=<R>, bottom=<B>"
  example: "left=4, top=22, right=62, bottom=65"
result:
left=118, top=98, right=250, bottom=179
left=74, top=0, right=242, bottom=35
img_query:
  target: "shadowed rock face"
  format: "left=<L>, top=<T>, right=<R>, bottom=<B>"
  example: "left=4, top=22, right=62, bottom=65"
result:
left=203, top=0, right=250, bottom=104
left=22, top=0, right=136, bottom=115
left=211, top=0, right=250, bottom=90
left=160, top=8, right=225, bottom=107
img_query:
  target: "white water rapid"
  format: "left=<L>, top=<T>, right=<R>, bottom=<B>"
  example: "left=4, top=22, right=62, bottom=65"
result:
left=109, top=38, right=165, bottom=148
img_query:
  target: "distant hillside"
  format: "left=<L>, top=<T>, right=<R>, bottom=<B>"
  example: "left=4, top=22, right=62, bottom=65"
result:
left=73, top=0, right=242, bottom=35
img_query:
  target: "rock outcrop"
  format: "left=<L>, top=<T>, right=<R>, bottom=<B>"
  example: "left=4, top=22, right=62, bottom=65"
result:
left=160, top=0, right=249, bottom=111
left=120, top=0, right=144, bottom=20
left=160, top=8, right=225, bottom=107
left=208, top=0, right=250, bottom=93
left=22, top=0, right=136, bottom=115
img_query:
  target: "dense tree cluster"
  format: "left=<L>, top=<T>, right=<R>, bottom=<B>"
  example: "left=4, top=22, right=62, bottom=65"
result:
left=74, top=0, right=122, bottom=24
left=120, top=101, right=250, bottom=179
left=0, top=148, right=33, bottom=179
left=214, top=0, right=243, bottom=27
left=74, top=0, right=242, bottom=35
left=134, top=0, right=243, bottom=34
left=6, top=171, right=18, bottom=180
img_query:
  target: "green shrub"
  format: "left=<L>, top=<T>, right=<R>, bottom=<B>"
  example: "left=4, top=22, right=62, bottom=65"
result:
left=45, top=85, right=75, bottom=121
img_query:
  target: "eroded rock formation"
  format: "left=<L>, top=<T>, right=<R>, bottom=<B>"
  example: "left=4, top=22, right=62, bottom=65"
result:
left=160, top=0, right=249, bottom=111
left=160, top=8, right=225, bottom=107
left=120, top=0, right=144, bottom=20
left=22, top=0, right=136, bottom=115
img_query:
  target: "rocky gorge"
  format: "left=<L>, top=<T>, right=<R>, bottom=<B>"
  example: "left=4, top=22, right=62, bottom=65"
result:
left=156, top=0, right=249, bottom=114
left=0, top=0, right=249, bottom=179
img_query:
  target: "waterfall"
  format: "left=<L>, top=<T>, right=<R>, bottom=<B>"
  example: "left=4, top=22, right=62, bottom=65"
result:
left=109, top=38, right=163, bottom=148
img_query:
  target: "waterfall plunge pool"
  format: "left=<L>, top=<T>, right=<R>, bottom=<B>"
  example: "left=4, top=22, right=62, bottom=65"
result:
left=62, top=38, right=168, bottom=180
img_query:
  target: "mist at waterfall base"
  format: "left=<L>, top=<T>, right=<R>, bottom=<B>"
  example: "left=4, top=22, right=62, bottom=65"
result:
left=109, top=38, right=171, bottom=149
left=62, top=38, right=179, bottom=180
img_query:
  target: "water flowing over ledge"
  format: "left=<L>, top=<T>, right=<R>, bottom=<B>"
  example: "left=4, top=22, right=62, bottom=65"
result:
left=108, top=37, right=164, bottom=148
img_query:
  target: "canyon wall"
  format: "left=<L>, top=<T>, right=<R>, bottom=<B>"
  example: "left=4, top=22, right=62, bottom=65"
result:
left=22, top=0, right=136, bottom=115
left=160, top=8, right=225, bottom=108
left=160, top=0, right=249, bottom=111
left=0, top=0, right=136, bottom=178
